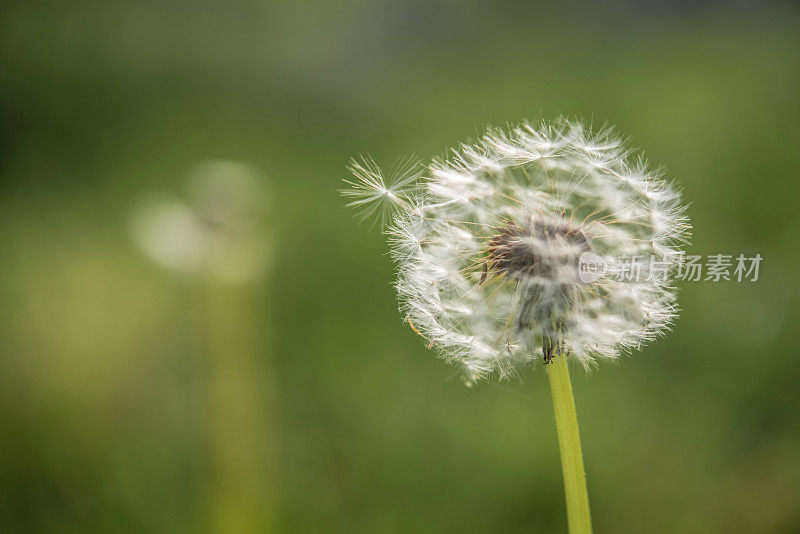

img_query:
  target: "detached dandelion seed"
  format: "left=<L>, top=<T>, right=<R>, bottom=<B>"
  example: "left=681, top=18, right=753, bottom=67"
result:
left=341, top=155, right=421, bottom=228
left=342, top=118, right=691, bottom=534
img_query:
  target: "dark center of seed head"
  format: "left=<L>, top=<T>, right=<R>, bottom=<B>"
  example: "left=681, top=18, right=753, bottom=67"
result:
left=481, top=216, right=590, bottom=284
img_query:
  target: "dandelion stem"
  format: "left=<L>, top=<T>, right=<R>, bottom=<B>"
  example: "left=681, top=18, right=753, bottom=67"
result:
left=206, top=283, right=275, bottom=532
left=546, top=354, right=592, bottom=534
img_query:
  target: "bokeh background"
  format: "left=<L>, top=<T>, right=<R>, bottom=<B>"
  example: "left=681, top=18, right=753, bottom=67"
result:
left=2, top=1, right=799, bottom=532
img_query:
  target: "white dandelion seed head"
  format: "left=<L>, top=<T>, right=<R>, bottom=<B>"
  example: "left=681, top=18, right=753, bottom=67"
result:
left=132, top=159, right=272, bottom=284
left=345, top=119, right=691, bottom=384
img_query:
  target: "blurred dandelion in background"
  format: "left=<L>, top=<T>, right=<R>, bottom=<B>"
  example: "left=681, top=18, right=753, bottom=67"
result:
left=132, top=159, right=272, bottom=284
left=132, top=159, right=277, bottom=533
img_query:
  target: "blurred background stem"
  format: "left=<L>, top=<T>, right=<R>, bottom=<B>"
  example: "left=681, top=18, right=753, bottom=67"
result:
left=546, top=355, right=592, bottom=534
left=206, top=281, right=276, bottom=533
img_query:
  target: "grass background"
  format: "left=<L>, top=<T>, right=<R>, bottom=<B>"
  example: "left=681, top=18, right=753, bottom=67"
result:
left=2, top=1, right=799, bottom=532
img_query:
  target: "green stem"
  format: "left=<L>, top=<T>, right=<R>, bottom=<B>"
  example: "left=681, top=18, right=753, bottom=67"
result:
left=546, top=354, right=592, bottom=534
left=206, top=283, right=276, bottom=532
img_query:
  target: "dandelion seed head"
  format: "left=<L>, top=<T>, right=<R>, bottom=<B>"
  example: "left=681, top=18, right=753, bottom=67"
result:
left=345, top=119, right=691, bottom=383
left=132, top=159, right=272, bottom=284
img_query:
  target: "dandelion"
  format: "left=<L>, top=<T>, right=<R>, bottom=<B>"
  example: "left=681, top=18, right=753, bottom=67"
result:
left=131, top=159, right=271, bottom=284
left=343, top=118, right=691, bottom=533
left=132, top=160, right=277, bottom=532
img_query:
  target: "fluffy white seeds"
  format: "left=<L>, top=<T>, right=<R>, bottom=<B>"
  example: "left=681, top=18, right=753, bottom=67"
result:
left=346, top=119, right=690, bottom=384
left=341, top=155, right=422, bottom=228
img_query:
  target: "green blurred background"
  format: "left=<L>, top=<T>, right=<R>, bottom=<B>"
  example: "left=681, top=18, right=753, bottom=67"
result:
left=2, top=1, right=799, bottom=532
